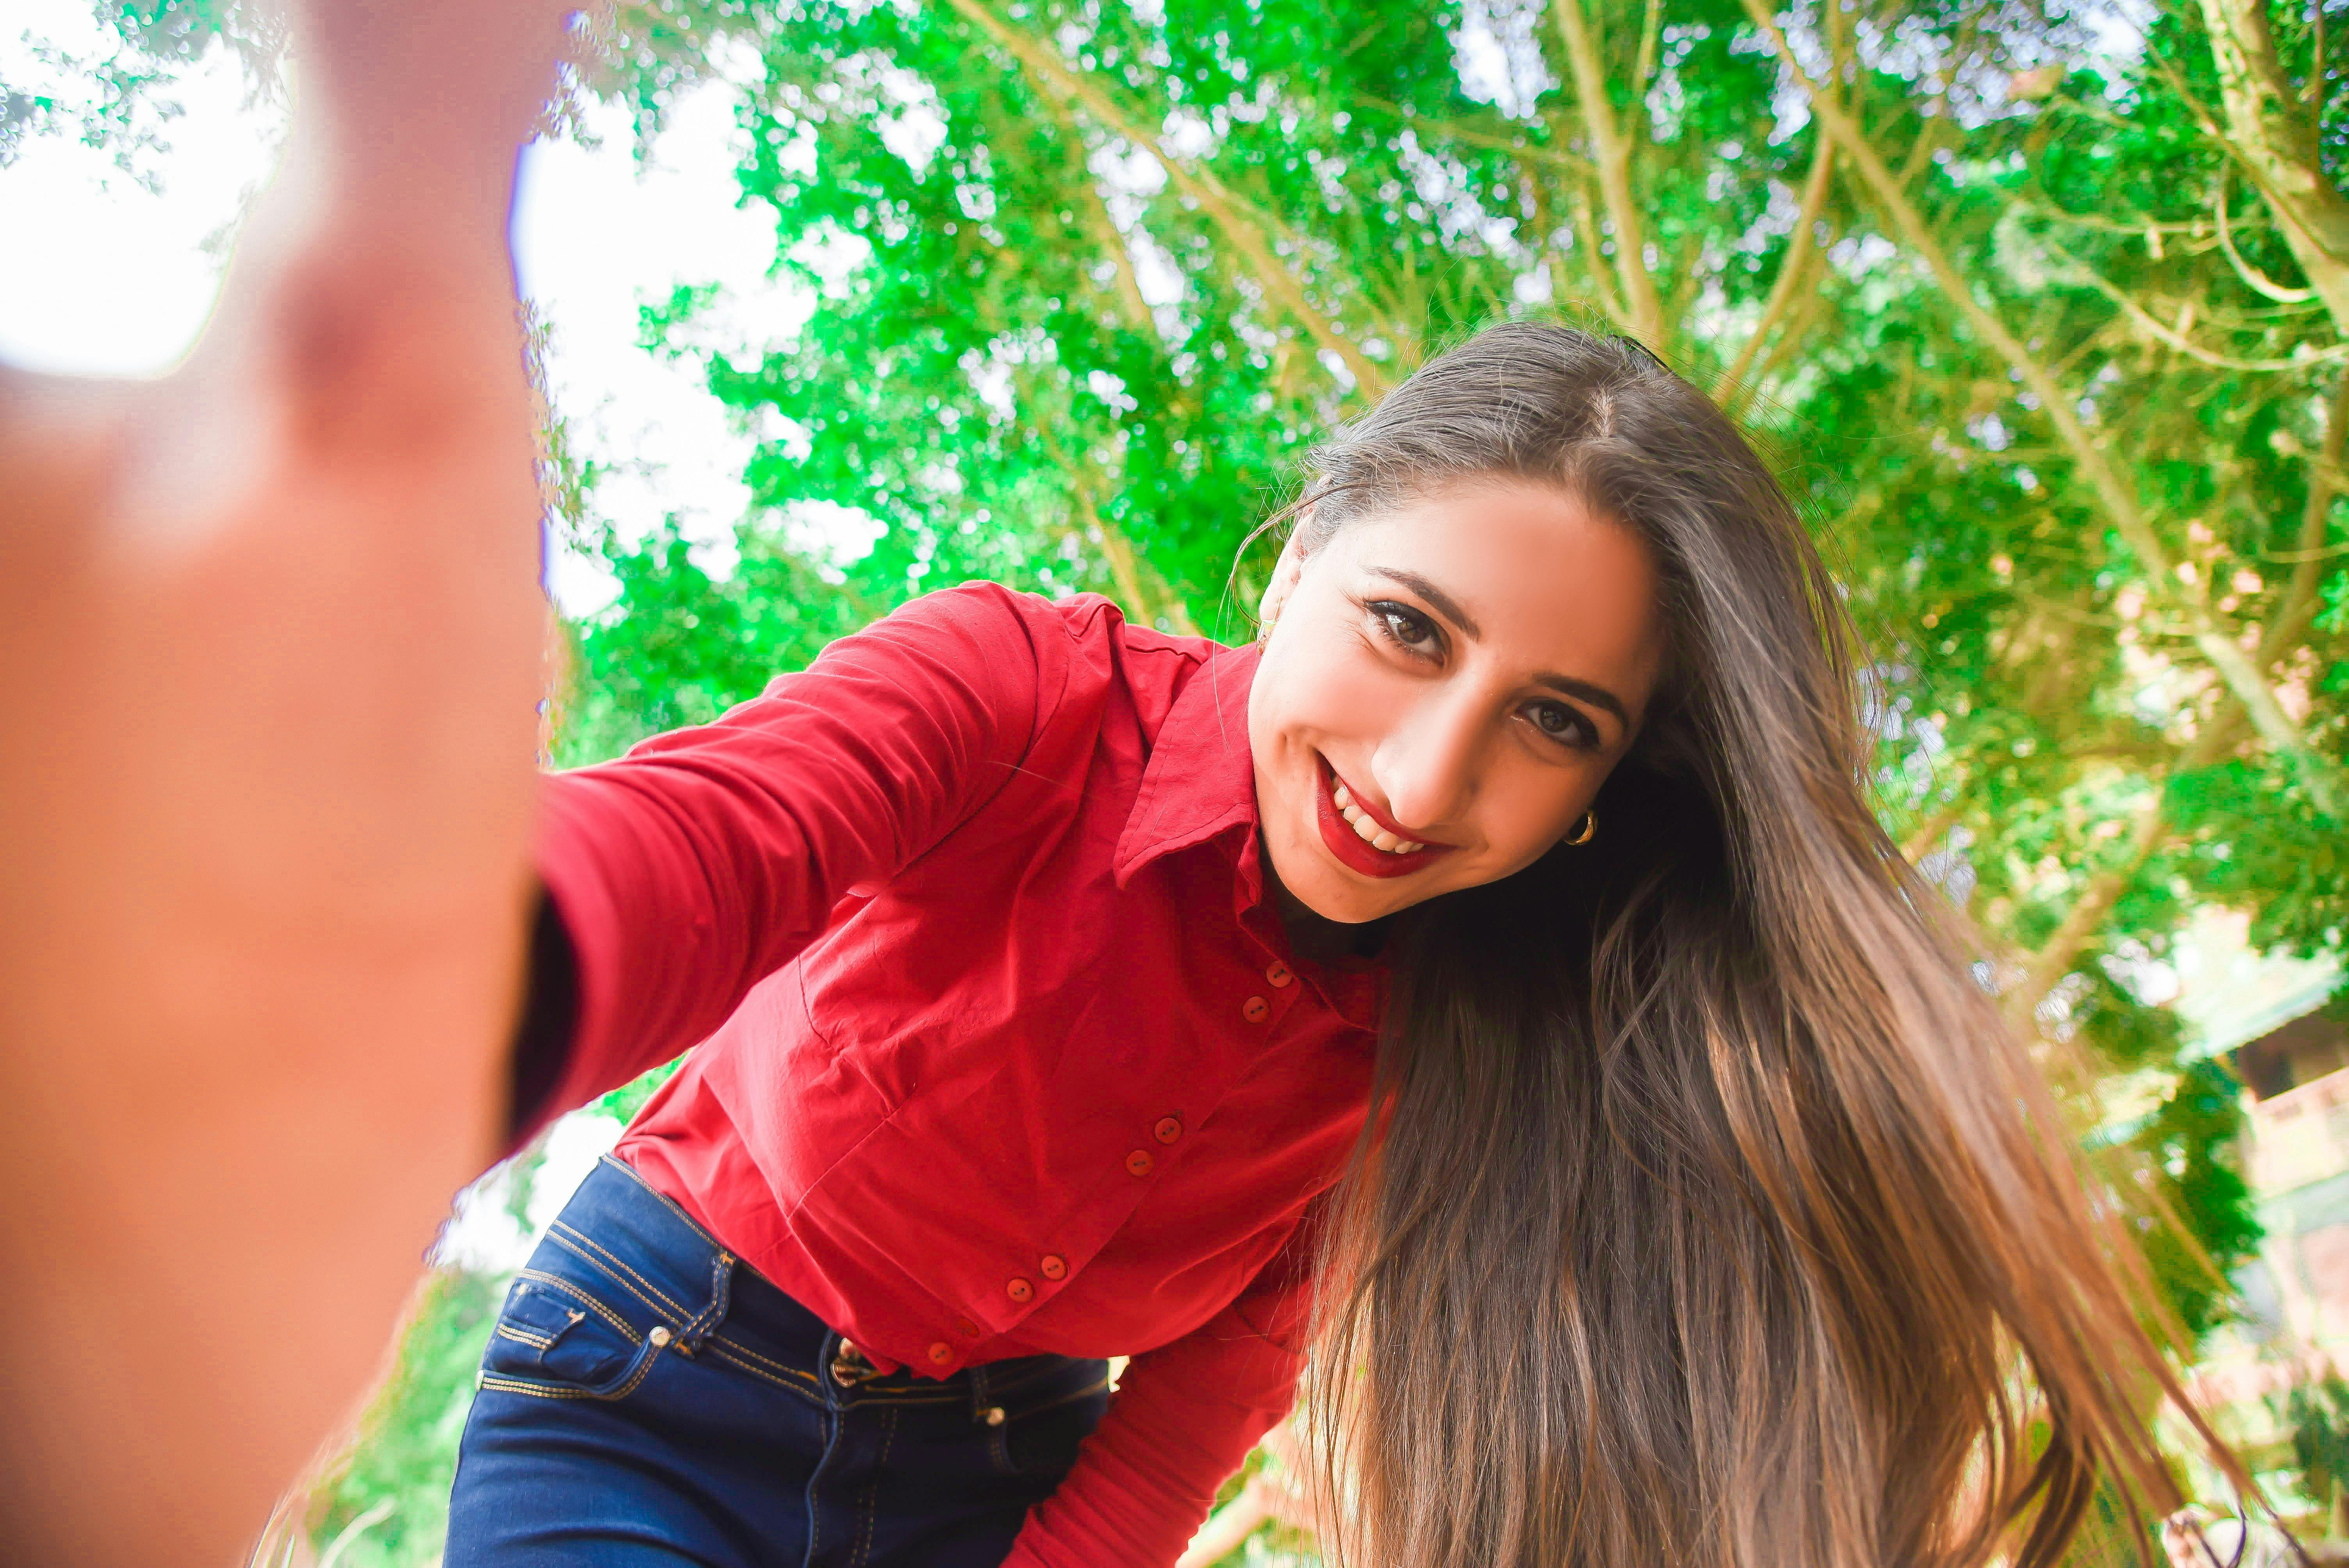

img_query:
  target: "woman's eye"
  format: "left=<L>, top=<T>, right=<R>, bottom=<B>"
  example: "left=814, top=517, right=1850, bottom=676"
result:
left=1371, top=602, right=1439, bottom=653
left=1528, top=700, right=1595, bottom=748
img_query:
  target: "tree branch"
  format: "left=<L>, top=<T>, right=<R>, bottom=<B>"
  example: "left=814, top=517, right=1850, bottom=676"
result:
left=2002, top=609, right=2313, bottom=1023
left=1353, top=95, right=1596, bottom=178
left=1901, top=798, right=1965, bottom=864
left=2002, top=783, right=2170, bottom=1032
left=946, top=0, right=1390, bottom=396
left=2197, top=0, right=2349, bottom=333
left=2261, top=369, right=2349, bottom=664
left=2040, top=232, right=2345, bottom=370
left=1565, top=176, right=1632, bottom=329
left=1721, top=128, right=1834, bottom=407
left=1078, top=479, right=1195, bottom=633
left=1554, top=0, right=1666, bottom=348
left=2215, top=168, right=2315, bottom=303
left=1742, top=0, right=2340, bottom=814
left=1740, top=268, right=1832, bottom=405
left=1016, top=89, right=1154, bottom=335
left=1633, top=0, right=1663, bottom=101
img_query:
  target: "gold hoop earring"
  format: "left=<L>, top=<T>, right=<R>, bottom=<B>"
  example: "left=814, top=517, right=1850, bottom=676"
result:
left=1564, top=809, right=1596, bottom=847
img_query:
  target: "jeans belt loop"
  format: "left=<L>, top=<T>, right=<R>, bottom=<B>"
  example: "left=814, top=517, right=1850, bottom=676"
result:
left=677, top=1247, right=735, bottom=1356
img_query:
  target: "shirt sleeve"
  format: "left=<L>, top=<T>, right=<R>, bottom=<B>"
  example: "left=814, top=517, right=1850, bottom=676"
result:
left=1001, top=1223, right=1321, bottom=1568
left=520, top=581, right=1060, bottom=1139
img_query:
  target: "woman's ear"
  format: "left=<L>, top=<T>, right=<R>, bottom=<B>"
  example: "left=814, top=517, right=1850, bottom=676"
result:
left=1257, top=512, right=1315, bottom=636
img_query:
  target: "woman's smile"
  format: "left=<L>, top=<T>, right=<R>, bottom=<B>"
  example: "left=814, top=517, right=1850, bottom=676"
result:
left=1315, top=754, right=1455, bottom=878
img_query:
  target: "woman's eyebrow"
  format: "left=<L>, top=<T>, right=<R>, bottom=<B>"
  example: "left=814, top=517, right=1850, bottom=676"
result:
left=1367, top=567, right=1482, bottom=638
left=1369, top=566, right=1631, bottom=730
left=1533, top=673, right=1630, bottom=729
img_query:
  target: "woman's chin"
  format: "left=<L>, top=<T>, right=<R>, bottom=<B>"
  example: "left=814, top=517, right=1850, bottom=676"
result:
left=1278, top=855, right=1413, bottom=924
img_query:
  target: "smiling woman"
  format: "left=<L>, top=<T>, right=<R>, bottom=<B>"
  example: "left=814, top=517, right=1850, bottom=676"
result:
left=1257, top=324, right=2249, bottom=1568
left=430, top=322, right=2256, bottom=1568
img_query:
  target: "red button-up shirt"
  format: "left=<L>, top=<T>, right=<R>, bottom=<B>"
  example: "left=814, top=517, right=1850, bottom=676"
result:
left=533, top=582, right=1383, bottom=1566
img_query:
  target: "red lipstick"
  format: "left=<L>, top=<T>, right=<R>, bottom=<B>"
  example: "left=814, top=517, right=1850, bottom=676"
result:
left=1314, top=756, right=1453, bottom=880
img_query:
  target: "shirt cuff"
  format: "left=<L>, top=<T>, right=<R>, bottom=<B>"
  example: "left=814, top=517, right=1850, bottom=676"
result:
left=503, top=884, right=579, bottom=1149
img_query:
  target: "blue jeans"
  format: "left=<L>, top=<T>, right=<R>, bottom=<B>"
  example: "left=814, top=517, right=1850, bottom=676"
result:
left=445, top=1157, right=1112, bottom=1566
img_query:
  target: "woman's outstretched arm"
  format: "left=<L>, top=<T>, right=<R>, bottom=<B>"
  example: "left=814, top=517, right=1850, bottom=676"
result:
left=0, top=2, right=572, bottom=1561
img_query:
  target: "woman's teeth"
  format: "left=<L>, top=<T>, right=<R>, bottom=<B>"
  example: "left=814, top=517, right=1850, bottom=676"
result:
left=1331, top=781, right=1423, bottom=855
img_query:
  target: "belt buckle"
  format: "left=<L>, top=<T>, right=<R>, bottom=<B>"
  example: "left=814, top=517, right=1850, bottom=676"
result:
left=830, top=1339, right=886, bottom=1388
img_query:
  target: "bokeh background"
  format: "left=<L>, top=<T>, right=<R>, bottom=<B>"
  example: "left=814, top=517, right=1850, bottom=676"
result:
left=7, top=0, right=2348, bottom=1560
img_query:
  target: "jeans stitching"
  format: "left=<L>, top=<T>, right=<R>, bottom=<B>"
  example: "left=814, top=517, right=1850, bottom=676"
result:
left=515, top=1269, right=641, bottom=1344
left=707, top=1333, right=804, bottom=1378
left=683, top=1249, right=734, bottom=1346
left=478, top=1374, right=593, bottom=1402
left=552, top=1217, right=693, bottom=1321
left=853, top=1405, right=898, bottom=1568
left=709, top=1334, right=829, bottom=1398
left=706, top=1340, right=824, bottom=1401
left=545, top=1227, right=681, bottom=1324
left=478, top=1336, right=658, bottom=1403
left=805, top=1405, right=829, bottom=1564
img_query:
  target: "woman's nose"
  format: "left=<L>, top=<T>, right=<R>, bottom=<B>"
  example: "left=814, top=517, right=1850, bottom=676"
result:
left=1371, top=690, right=1484, bottom=833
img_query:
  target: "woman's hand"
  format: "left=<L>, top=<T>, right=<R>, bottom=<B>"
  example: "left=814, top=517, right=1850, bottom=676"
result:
left=0, top=2, right=574, bottom=1560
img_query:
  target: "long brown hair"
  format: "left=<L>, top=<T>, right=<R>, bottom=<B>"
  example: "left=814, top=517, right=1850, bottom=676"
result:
left=1294, top=323, right=2240, bottom=1568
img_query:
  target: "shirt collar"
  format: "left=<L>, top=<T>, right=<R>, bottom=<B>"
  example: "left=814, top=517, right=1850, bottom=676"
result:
left=1113, top=637, right=1388, bottom=1035
left=1112, top=639, right=1263, bottom=890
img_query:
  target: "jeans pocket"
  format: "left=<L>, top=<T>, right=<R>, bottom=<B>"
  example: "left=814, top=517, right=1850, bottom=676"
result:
left=478, top=1271, right=661, bottom=1402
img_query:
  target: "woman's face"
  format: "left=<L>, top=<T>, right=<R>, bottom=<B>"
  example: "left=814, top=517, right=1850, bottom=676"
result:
left=1248, top=479, right=1668, bottom=924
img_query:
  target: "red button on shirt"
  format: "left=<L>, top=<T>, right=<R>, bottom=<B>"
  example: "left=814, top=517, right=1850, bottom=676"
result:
left=1040, top=1254, right=1068, bottom=1280
left=530, top=585, right=1384, bottom=1568
left=1153, top=1117, right=1182, bottom=1145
